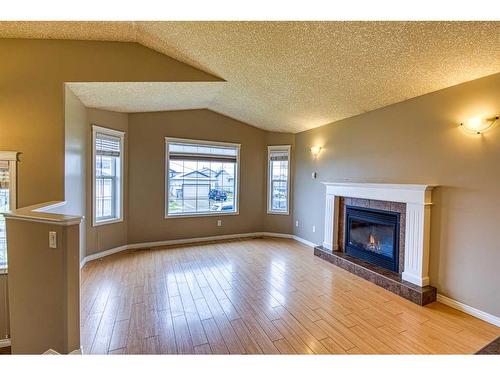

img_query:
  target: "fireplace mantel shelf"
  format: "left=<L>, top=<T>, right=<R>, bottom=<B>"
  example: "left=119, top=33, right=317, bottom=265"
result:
left=321, top=182, right=437, bottom=190
left=321, top=182, right=437, bottom=205
left=321, top=182, right=438, bottom=287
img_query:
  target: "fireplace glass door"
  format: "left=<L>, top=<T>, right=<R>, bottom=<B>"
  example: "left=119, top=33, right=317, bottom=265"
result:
left=345, top=206, right=400, bottom=272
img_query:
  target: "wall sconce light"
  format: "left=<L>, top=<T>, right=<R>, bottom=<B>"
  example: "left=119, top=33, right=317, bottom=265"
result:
left=460, top=116, right=498, bottom=135
left=310, top=146, right=322, bottom=159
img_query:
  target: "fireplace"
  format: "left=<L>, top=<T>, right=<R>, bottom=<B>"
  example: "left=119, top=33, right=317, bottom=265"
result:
left=315, top=183, right=438, bottom=305
left=345, top=206, right=400, bottom=272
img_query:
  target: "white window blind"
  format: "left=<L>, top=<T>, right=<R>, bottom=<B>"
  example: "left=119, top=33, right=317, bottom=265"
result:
left=96, top=133, right=121, bottom=157
left=166, top=139, right=240, bottom=217
left=269, top=150, right=289, bottom=162
left=267, top=145, right=291, bottom=215
left=93, top=126, right=124, bottom=226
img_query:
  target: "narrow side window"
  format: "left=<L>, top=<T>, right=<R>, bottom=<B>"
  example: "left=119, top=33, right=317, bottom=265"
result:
left=267, top=145, right=291, bottom=215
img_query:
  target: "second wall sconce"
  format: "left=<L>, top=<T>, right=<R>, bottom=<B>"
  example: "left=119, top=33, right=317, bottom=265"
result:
left=310, top=146, right=322, bottom=159
left=460, top=116, right=498, bottom=135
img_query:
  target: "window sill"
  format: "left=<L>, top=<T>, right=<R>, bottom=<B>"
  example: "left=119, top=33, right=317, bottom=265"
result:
left=165, top=211, right=239, bottom=219
left=93, top=217, right=123, bottom=227
left=0, top=267, right=7, bottom=275
left=267, top=210, right=290, bottom=216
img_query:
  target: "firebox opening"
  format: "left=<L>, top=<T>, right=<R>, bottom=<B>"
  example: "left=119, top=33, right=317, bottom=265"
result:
left=345, top=206, right=400, bottom=273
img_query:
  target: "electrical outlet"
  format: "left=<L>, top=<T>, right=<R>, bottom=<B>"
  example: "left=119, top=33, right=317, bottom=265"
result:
left=312, top=225, right=316, bottom=233
left=217, top=220, right=222, bottom=227
left=49, top=231, right=57, bottom=248
left=295, top=220, right=299, bottom=227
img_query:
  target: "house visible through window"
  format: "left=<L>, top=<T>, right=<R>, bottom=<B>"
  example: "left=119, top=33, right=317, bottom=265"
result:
left=93, top=126, right=124, bottom=226
left=268, top=145, right=291, bottom=215
left=166, top=138, right=240, bottom=217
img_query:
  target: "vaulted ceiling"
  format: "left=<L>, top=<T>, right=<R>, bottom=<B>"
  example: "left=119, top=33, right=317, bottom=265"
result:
left=1, top=21, right=499, bottom=133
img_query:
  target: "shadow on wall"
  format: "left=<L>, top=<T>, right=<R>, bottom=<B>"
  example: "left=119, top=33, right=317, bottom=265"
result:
left=429, top=184, right=484, bottom=294
left=429, top=186, right=445, bottom=290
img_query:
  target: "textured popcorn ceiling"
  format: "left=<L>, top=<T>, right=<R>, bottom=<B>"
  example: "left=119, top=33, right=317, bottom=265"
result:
left=1, top=21, right=499, bottom=133
left=66, top=82, right=226, bottom=113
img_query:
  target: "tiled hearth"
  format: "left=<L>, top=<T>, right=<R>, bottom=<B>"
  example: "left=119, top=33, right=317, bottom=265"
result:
left=316, top=182, right=438, bottom=305
left=314, top=246, right=436, bottom=305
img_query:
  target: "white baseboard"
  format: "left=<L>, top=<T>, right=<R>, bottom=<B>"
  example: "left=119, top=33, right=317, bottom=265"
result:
left=0, top=338, right=11, bottom=348
left=258, top=232, right=318, bottom=248
left=259, top=232, right=293, bottom=239
left=80, top=232, right=318, bottom=268
left=80, top=244, right=128, bottom=268
left=127, top=232, right=264, bottom=250
left=292, top=235, right=317, bottom=248
left=437, top=294, right=500, bottom=327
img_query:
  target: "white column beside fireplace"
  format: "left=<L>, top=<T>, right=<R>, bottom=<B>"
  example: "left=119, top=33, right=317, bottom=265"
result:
left=322, top=183, right=436, bottom=287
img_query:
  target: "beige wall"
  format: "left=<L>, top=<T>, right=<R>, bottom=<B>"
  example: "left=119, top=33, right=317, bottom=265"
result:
left=6, top=218, right=80, bottom=354
left=84, top=108, right=294, bottom=251
left=128, top=109, right=273, bottom=244
left=293, top=73, right=500, bottom=317
left=86, top=108, right=129, bottom=256
left=64, top=92, right=130, bottom=258
left=0, top=38, right=219, bottom=210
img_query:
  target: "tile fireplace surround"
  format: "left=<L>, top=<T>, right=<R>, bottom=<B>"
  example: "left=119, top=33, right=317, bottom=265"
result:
left=314, top=182, right=438, bottom=305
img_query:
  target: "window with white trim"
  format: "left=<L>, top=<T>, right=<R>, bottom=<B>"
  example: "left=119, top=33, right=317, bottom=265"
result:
left=92, top=126, right=124, bottom=226
left=166, top=138, right=240, bottom=217
left=0, top=152, right=18, bottom=270
left=267, top=145, right=291, bottom=215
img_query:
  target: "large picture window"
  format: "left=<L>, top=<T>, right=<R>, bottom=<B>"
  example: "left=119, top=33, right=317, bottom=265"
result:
left=166, top=138, right=240, bottom=217
left=92, top=125, right=125, bottom=226
left=267, top=145, right=291, bottom=215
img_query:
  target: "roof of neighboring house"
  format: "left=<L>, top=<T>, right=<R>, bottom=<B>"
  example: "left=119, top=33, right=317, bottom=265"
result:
left=199, top=167, right=216, bottom=176
left=172, top=170, right=214, bottom=180
left=171, top=168, right=234, bottom=180
left=215, top=169, right=232, bottom=177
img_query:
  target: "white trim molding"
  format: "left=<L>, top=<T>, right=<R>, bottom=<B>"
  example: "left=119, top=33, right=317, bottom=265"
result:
left=0, top=338, right=11, bottom=348
left=92, top=125, right=125, bottom=227
left=0, top=151, right=19, bottom=161
left=80, top=232, right=317, bottom=268
left=164, top=137, right=241, bottom=219
left=292, top=235, right=318, bottom=248
left=3, top=201, right=82, bottom=226
left=0, top=151, right=19, bottom=271
left=321, top=182, right=437, bottom=287
left=267, top=145, right=291, bottom=215
left=0, top=151, right=19, bottom=210
left=437, top=294, right=500, bottom=327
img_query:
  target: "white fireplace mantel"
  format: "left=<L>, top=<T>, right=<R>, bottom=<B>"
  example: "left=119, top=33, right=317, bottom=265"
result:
left=321, top=182, right=437, bottom=287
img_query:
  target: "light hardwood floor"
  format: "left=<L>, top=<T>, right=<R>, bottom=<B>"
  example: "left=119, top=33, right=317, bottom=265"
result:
left=80, top=237, right=500, bottom=354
